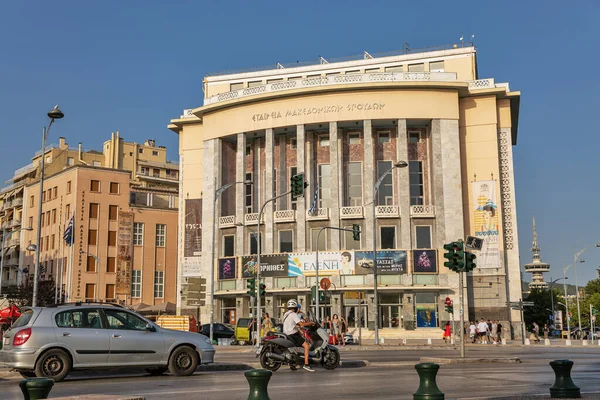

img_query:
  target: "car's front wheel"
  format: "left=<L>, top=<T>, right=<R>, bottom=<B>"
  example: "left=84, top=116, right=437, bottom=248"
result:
left=168, top=346, right=198, bottom=376
left=34, top=349, right=72, bottom=382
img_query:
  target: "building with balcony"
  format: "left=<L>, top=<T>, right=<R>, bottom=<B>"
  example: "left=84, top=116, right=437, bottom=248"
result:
left=0, top=135, right=179, bottom=307
left=169, top=44, right=523, bottom=337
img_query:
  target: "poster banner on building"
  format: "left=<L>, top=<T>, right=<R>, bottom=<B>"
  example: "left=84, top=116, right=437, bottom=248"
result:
left=184, top=199, right=203, bottom=277
left=242, top=255, right=288, bottom=278
left=287, top=251, right=355, bottom=277
left=354, top=251, right=407, bottom=275
left=218, top=258, right=236, bottom=280
left=412, top=250, right=437, bottom=274
left=416, top=304, right=437, bottom=328
left=471, top=181, right=501, bottom=269
left=116, top=211, right=133, bottom=295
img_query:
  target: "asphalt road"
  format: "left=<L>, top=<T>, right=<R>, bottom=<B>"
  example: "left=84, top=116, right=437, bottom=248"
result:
left=2, top=346, right=600, bottom=399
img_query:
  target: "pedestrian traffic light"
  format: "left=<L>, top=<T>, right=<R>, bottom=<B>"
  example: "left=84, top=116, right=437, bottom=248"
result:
left=465, top=251, right=477, bottom=272
left=246, top=278, right=256, bottom=296
left=290, top=173, right=306, bottom=198
left=443, top=242, right=457, bottom=271
left=444, top=297, right=454, bottom=314
left=259, top=283, right=266, bottom=296
left=352, top=224, right=360, bottom=241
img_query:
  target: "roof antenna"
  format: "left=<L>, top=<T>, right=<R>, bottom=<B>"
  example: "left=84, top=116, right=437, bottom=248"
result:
left=404, top=42, right=410, bottom=52
left=460, top=34, right=464, bottom=47
left=364, top=50, right=373, bottom=60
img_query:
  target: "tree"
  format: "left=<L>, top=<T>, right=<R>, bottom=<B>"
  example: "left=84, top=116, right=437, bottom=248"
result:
left=3, top=279, right=58, bottom=307
left=523, top=288, right=562, bottom=329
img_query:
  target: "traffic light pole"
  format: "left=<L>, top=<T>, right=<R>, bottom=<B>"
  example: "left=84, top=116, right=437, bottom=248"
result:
left=314, top=226, right=359, bottom=325
left=459, top=269, right=465, bottom=358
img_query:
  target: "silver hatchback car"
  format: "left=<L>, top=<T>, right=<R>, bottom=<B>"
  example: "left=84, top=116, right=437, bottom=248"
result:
left=0, top=302, right=215, bottom=381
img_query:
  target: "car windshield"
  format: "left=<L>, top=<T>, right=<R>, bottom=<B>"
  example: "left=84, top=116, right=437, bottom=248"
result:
left=237, top=318, right=251, bottom=328
left=11, top=309, right=33, bottom=329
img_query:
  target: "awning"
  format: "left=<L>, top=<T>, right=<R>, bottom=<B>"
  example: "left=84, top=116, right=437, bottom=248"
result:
left=130, top=302, right=150, bottom=311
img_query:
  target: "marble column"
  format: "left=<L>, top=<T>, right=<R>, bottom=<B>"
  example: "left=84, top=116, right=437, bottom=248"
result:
left=296, top=125, right=306, bottom=252
left=265, top=129, right=275, bottom=254
left=329, top=122, right=340, bottom=250
left=278, top=136, right=287, bottom=210
left=236, top=133, right=246, bottom=255
left=396, top=119, right=410, bottom=249
left=363, top=120, right=375, bottom=250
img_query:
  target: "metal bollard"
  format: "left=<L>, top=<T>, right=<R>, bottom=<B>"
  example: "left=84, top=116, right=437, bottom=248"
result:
left=245, top=369, right=272, bottom=400
left=19, top=377, right=54, bottom=400
left=549, top=360, right=581, bottom=398
left=413, top=362, right=444, bottom=400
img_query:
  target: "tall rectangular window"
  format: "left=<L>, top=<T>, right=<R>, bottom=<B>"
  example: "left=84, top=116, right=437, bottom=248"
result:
left=377, top=161, right=393, bottom=205
left=88, top=229, right=97, bottom=245
left=85, top=284, right=95, bottom=301
left=107, top=257, right=116, bottom=273
left=415, top=226, right=432, bottom=249
left=87, top=256, right=96, bottom=272
left=344, top=227, right=361, bottom=250
left=51, top=234, right=55, bottom=250
left=317, top=164, right=331, bottom=208
left=133, top=223, right=144, bottom=245
left=52, top=209, right=56, bottom=224
left=154, top=271, right=164, bottom=298
left=65, top=204, right=71, bottom=217
left=279, top=230, right=293, bottom=253
left=110, top=182, right=119, bottom=194
left=409, top=161, right=424, bottom=205
left=46, top=212, right=51, bottom=226
left=249, top=233, right=260, bottom=255
left=105, top=284, right=115, bottom=300
left=346, top=162, right=362, bottom=206
left=108, top=231, right=117, bottom=246
left=89, top=203, right=99, bottom=219
left=28, top=216, right=33, bottom=228
left=223, top=235, right=235, bottom=257
left=90, top=180, right=100, bottom=192
left=66, top=181, right=72, bottom=193
left=109, top=205, right=118, bottom=220
left=131, top=270, right=142, bottom=298
left=380, top=226, right=396, bottom=249
left=378, top=131, right=390, bottom=144
left=245, top=173, right=253, bottom=213
left=53, top=187, right=58, bottom=198
left=311, top=228, right=328, bottom=251
left=156, top=224, right=166, bottom=247
left=30, top=196, right=34, bottom=207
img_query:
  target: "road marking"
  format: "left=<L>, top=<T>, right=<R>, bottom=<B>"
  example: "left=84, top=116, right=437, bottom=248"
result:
left=136, top=382, right=342, bottom=396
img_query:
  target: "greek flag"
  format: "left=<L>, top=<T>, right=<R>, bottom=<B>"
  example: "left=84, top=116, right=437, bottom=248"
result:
left=63, top=214, right=74, bottom=246
left=308, top=184, right=319, bottom=214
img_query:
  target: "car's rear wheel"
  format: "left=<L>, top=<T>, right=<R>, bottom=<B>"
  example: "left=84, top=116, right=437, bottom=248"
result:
left=168, top=346, right=198, bottom=376
left=18, top=371, right=36, bottom=378
left=34, top=349, right=71, bottom=382
left=145, top=367, right=168, bottom=376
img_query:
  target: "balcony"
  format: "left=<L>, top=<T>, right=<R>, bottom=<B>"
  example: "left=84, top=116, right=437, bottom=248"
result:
left=410, top=205, right=435, bottom=218
left=376, top=205, right=399, bottom=218
left=219, top=215, right=236, bottom=228
left=274, top=210, right=296, bottom=223
left=468, top=78, right=495, bottom=90
left=6, top=238, right=19, bottom=247
left=340, top=206, right=364, bottom=219
left=9, top=219, right=21, bottom=228
left=244, top=213, right=264, bottom=225
left=307, top=208, right=329, bottom=221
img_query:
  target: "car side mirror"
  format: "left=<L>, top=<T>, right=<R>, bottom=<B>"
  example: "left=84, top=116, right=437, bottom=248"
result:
left=146, top=323, right=156, bottom=332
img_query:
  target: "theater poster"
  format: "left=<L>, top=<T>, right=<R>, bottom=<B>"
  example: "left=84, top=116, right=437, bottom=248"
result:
left=472, top=181, right=501, bottom=269
left=287, top=252, right=355, bottom=277
left=184, top=199, right=202, bottom=277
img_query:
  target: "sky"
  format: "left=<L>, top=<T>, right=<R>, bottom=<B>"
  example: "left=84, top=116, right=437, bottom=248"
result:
left=1, top=0, right=599, bottom=284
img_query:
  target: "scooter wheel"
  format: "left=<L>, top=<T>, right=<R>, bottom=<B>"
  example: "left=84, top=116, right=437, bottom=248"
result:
left=259, top=346, right=282, bottom=372
left=321, top=348, right=340, bottom=370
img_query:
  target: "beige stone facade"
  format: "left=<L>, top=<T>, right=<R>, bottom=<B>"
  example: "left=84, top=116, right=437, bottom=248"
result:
left=170, top=45, right=523, bottom=338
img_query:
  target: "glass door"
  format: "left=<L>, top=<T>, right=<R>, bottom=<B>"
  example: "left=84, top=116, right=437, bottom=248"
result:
left=380, top=305, right=401, bottom=328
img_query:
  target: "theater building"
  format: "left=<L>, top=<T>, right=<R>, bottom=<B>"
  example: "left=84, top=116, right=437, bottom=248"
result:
left=169, top=44, right=523, bottom=338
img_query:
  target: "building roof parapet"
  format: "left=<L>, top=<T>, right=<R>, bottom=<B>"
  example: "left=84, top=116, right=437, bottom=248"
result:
left=137, top=159, right=179, bottom=169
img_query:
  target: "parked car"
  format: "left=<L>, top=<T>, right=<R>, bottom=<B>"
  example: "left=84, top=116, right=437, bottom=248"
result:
left=199, top=323, right=234, bottom=340
left=0, top=302, right=215, bottom=382
left=234, top=318, right=254, bottom=345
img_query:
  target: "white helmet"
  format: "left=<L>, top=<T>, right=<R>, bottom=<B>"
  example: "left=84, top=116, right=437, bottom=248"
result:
left=287, top=299, right=298, bottom=309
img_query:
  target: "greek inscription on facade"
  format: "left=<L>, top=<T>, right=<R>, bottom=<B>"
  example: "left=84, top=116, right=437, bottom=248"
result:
left=251, top=103, right=385, bottom=121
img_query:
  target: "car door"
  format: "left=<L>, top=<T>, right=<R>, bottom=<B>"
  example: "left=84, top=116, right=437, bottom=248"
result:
left=54, top=308, right=110, bottom=367
left=102, top=308, right=166, bottom=366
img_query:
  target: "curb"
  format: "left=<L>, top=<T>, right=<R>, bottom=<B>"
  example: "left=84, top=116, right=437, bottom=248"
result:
left=420, top=357, right=521, bottom=364
left=457, top=393, right=600, bottom=399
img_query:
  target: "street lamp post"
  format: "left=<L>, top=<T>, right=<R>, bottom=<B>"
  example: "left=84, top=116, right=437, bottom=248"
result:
left=373, top=161, right=408, bottom=345
left=548, top=277, right=564, bottom=329
left=0, top=227, right=33, bottom=295
left=563, top=264, right=572, bottom=338
left=210, top=180, right=252, bottom=343
left=32, top=106, right=64, bottom=307
left=573, top=244, right=600, bottom=339
left=80, top=250, right=100, bottom=301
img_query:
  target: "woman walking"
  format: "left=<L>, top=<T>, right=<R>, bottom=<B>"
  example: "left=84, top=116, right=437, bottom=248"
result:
left=331, top=314, right=341, bottom=345
left=443, top=321, right=452, bottom=344
left=340, top=316, right=348, bottom=346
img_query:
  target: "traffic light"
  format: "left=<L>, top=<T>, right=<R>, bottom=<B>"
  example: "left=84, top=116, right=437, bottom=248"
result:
left=310, top=286, right=327, bottom=303
left=291, top=173, right=306, bottom=198
left=352, top=224, right=361, bottom=241
left=444, top=297, right=454, bottom=314
left=465, top=252, right=477, bottom=272
left=246, top=278, right=256, bottom=296
left=453, top=241, right=465, bottom=272
left=443, top=242, right=457, bottom=272
left=259, top=283, right=266, bottom=296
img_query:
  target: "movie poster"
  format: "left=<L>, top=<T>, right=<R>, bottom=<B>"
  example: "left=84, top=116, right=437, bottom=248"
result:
left=354, top=251, right=407, bottom=275
left=472, top=181, right=501, bottom=269
left=184, top=199, right=202, bottom=277
left=416, top=304, right=437, bottom=328
left=287, top=251, right=355, bottom=276
left=412, top=250, right=437, bottom=274
left=116, top=211, right=133, bottom=295
left=242, top=255, right=288, bottom=277
left=218, top=258, right=236, bottom=280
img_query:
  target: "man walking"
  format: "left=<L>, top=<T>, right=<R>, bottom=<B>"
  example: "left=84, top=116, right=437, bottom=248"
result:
left=532, top=322, right=541, bottom=343
left=477, top=318, right=489, bottom=344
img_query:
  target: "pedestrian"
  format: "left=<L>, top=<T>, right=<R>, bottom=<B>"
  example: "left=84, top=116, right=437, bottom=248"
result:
left=340, top=316, right=348, bottom=346
left=324, top=315, right=332, bottom=334
left=469, top=321, right=476, bottom=343
left=477, top=318, right=489, bottom=344
left=497, top=320, right=503, bottom=341
left=543, top=324, right=550, bottom=340
left=486, top=319, right=492, bottom=344
left=532, top=322, right=541, bottom=343
left=491, top=320, right=498, bottom=344
left=331, top=314, right=341, bottom=345
left=248, top=318, right=257, bottom=345
left=262, top=313, right=273, bottom=337
left=443, top=321, right=452, bottom=343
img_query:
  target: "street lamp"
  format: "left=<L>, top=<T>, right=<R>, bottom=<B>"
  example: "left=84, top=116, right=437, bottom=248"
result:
left=573, top=244, right=600, bottom=339
left=80, top=250, right=100, bottom=301
left=210, top=180, right=252, bottom=343
left=373, top=160, right=408, bottom=345
left=548, top=277, right=565, bottom=328
left=32, top=106, right=64, bottom=307
left=0, top=227, right=33, bottom=295
left=563, top=264, right=573, bottom=337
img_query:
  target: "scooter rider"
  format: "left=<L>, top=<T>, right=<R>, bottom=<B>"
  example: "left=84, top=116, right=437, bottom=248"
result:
left=283, top=299, right=315, bottom=372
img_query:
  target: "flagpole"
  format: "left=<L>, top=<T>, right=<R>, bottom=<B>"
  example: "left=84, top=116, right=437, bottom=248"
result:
left=55, top=218, right=62, bottom=304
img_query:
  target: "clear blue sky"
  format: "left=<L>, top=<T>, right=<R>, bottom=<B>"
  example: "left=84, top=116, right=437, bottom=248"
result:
left=1, top=1, right=599, bottom=284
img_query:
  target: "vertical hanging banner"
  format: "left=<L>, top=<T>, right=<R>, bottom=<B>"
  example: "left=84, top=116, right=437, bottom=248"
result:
left=116, top=211, right=133, bottom=295
left=184, top=199, right=202, bottom=277
left=471, top=181, right=501, bottom=269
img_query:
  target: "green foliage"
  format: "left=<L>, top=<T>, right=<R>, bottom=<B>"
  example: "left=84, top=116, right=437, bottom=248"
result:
left=523, top=288, right=562, bottom=328
left=3, top=279, right=58, bottom=307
